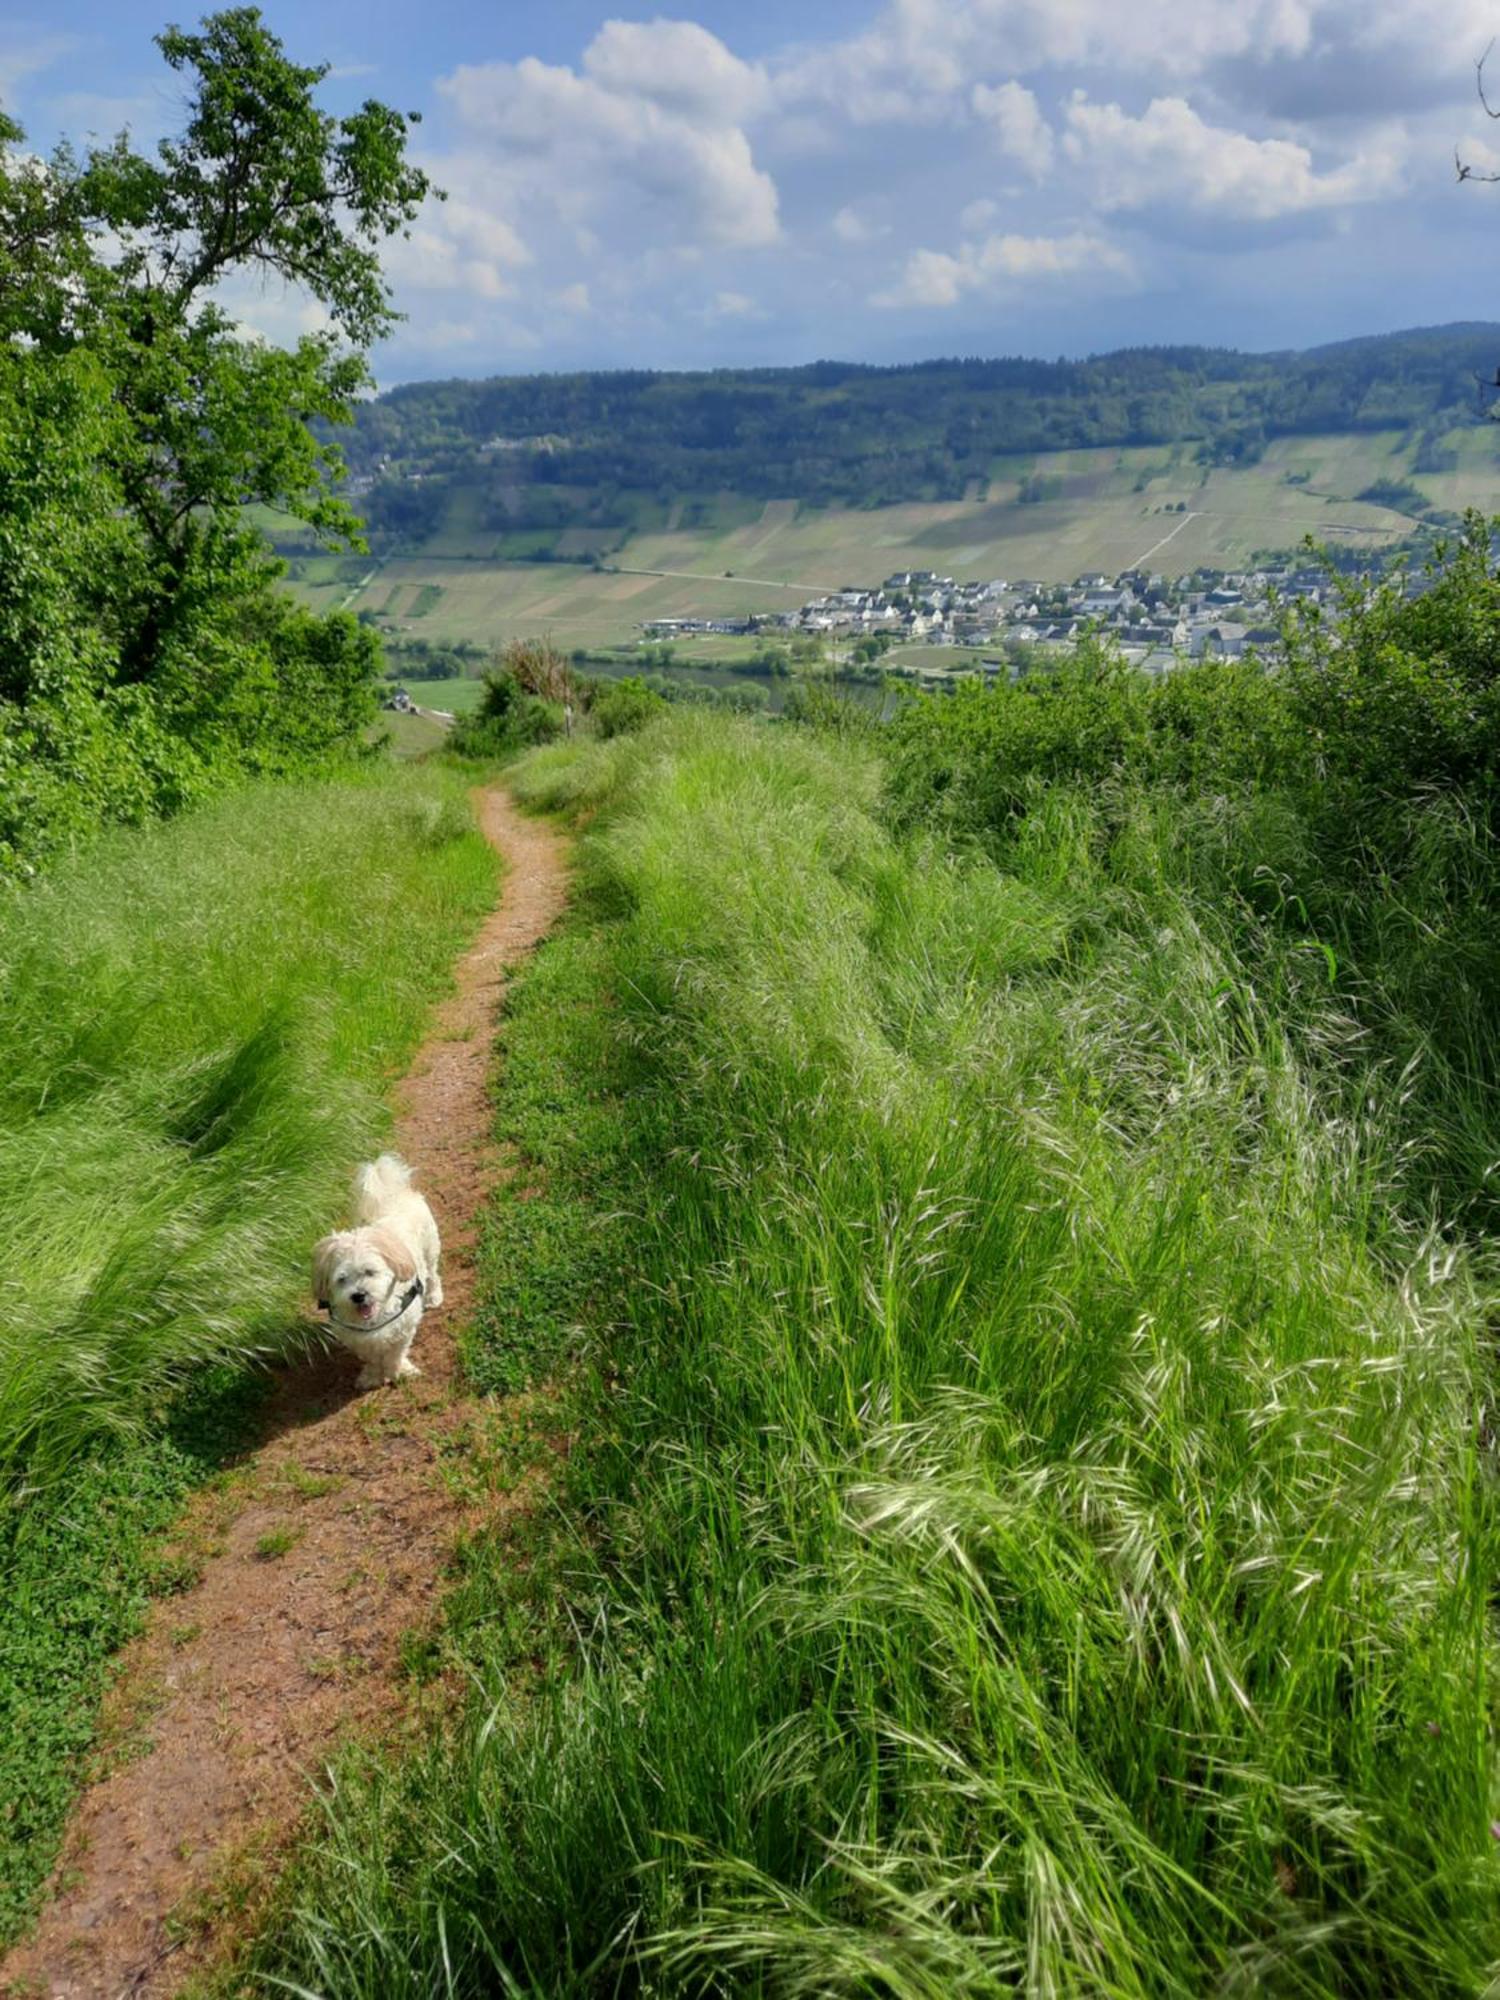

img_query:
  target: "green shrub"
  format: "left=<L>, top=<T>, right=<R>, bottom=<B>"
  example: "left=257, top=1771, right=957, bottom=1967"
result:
left=883, top=644, right=1300, bottom=841
left=781, top=676, right=883, bottom=735
left=449, top=671, right=562, bottom=757
left=1282, top=514, right=1500, bottom=807
left=591, top=676, right=668, bottom=738
left=1355, top=477, right=1429, bottom=514
left=881, top=521, right=1500, bottom=1234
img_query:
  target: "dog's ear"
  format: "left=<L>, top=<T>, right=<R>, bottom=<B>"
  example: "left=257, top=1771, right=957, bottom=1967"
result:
left=366, top=1225, right=417, bottom=1285
left=311, top=1235, right=341, bottom=1310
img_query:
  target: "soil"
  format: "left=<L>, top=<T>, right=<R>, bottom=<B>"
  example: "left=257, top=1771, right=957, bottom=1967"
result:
left=0, top=787, right=570, bottom=2000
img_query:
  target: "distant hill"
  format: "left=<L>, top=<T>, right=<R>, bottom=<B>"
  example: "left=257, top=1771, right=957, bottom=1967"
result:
left=341, top=324, right=1500, bottom=542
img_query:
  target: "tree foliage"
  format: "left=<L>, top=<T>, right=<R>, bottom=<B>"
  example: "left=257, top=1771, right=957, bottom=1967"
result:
left=0, top=9, right=431, bottom=874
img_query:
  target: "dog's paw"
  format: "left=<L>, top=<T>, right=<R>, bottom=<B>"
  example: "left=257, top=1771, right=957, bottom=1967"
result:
left=355, top=1366, right=384, bottom=1391
left=397, top=1356, right=422, bottom=1379
left=427, top=1282, right=444, bottom=1309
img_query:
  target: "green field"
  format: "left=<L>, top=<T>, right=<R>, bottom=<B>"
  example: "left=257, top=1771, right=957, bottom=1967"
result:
left=377, top=707, right=452, bottom=756
left=389, top=675, right=486, bottom=714
left=281, top=428, right=1500, bottom=654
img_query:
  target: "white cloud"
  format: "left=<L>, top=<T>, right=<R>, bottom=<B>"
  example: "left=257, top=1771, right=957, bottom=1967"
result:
left=383, top=185, right=532, bottom=300
left=582, top=18, right=769, bottom=123
left=972, top=80, right=1055, bottom=176
left=774, top=0, right=1318, bottom=124
left=219, top=281, right=334, bottom=348
left=876, top=228, right=1134, bottom=307
left=252, top=0, right=1496, bottom=372
left=42, top=90, right=159, bottom=140
left=0, top=29, right=76, bottom=115
left=438, top=28, right=780, bottom=252
left=1062, top=94, right=1404, bottom=218
left=1455, top=127, right=1500, bottom=178
left=832, top=204, right=888, bottom=242
left=773, top=0, right=1500, bottom=137
left=409, top=317, right=485, bottom=351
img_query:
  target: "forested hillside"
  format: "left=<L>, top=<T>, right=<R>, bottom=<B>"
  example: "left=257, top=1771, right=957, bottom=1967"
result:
left=346, top=324, right=1500, bottom=540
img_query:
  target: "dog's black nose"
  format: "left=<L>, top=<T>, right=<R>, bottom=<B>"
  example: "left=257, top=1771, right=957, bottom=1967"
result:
left=350, top=1289, right=369, bottom=1307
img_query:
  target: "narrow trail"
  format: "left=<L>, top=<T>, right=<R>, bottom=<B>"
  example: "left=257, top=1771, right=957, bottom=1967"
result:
left=609, top=563, right=837, bottom=592
left=1, top=789, right=570, bottom=2000
left=1127, top=510, right=1200, bottom=569
left=336, top=552, right=388, bottom=611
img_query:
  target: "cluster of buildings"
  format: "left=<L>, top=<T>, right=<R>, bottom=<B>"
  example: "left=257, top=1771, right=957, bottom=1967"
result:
left=642, top=562, right=1340, bottom=675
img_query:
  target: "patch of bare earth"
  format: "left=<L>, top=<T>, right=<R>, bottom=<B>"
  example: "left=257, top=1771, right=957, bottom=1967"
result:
left=1, top=787, right=570, bottom=2000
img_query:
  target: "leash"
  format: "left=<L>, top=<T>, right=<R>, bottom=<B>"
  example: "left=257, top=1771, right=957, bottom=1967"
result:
left=324, top=1277, right=423, bottom=1337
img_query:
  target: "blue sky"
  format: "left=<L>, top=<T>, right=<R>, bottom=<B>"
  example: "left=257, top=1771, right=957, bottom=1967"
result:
left=5, top=1, right=1500, bottom=382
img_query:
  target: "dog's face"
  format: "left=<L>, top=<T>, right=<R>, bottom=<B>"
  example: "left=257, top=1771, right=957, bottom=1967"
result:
left=312, top=1226, right=417, bottom=1326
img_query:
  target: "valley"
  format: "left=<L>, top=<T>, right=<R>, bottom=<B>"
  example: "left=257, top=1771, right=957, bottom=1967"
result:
left=285, top=424, right=1500, bottom=657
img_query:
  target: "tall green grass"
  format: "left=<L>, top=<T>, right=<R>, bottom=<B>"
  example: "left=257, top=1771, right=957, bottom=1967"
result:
left=0, top=761, right=498, bottom=1943
left=0, top=765, right=497, bottom=1483
left=259, top=713, right=1498, bottom=1996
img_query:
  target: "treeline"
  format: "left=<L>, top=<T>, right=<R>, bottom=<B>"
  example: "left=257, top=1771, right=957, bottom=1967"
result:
left=344, top=323, right=1500, bottom=534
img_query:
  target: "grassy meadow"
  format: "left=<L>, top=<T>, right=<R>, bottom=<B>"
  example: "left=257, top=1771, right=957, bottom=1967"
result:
left=252, top=678, right=1500, bottom=1996
left=379, top=706, right=453, bottom=758
left=389, top=674, right=487, bottom=713
left=277, top=427, right=1497, bottom=656
left=0, top=762, right=498, bottom=1941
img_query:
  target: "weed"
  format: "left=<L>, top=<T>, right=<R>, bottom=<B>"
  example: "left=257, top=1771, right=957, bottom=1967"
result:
left=164, top=1827, right=282, bottom=1946
left=396, top=1629, right=445, bottom=1685
left=281, top=1465, right=343, bottom=1501
left=142, top=1548, right=205, bottom=1598
left=253, top=1528, right=301, bottom=1562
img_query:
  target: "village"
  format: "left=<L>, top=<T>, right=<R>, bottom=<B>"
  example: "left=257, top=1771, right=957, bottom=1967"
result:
left=639, top=558, right=1343, bottom=673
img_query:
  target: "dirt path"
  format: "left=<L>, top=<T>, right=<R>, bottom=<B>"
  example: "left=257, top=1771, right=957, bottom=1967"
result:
left=610, top=563, right=838, bottom=592
left=1127, top=510, right=1200, bottom=569
left=1, top=788, right=569, bottom=2000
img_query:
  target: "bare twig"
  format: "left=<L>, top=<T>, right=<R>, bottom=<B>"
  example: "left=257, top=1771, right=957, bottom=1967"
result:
left=1455, top=41, right=1500, bottom=178
left=1479, top=38, right=1498, bottom=117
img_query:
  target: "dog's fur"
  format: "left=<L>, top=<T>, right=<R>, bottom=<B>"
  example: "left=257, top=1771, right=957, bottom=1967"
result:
left=312, top=1155, right=442, bottom=1388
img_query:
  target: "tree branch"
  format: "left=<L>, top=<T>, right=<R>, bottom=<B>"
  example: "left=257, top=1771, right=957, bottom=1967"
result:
left=1455, top=41, right=1500, bottom=178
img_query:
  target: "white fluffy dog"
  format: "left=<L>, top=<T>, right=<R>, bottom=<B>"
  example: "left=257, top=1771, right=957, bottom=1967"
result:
left=312, top=1154, right=442, bottom=1388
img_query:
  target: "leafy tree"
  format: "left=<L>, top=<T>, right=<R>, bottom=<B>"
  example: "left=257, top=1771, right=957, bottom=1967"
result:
left=0, top=9, right=432, bottom=871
